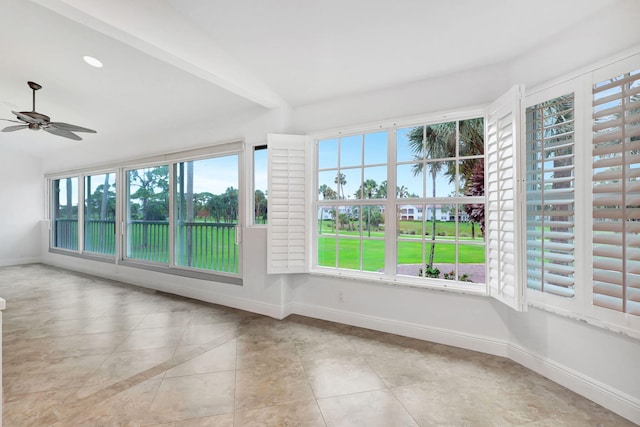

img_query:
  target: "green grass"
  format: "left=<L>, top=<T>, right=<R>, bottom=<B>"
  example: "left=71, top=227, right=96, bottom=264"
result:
left=318, top=220, right=485, bottom=271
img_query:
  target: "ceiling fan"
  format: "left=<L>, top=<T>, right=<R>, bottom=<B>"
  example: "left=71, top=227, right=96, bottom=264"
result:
left=1, top=81, right=97, bottom=141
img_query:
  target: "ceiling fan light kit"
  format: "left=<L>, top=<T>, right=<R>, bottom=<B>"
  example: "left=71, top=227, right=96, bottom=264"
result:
left=0, top=81, right=97, bottom=141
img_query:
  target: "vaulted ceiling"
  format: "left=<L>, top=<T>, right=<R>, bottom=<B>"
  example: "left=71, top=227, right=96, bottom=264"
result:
left=0, top=0, right=635, bottom=158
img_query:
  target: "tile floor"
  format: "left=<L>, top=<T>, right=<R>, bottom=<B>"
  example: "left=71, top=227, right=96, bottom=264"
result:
left=0, top=264, right=634, bottom=426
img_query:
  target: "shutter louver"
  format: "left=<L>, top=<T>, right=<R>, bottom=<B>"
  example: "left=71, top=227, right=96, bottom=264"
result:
left=592, top=69, right=640, bottom=315
left=486, top=85, right=527, bottom=311
left=525, top=93, right=576, bottom=298
left=267, top=134, right=309, bottom=274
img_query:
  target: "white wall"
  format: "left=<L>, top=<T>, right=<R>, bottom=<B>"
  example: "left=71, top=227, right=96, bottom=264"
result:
left=0, top=146, right=43, bottom=266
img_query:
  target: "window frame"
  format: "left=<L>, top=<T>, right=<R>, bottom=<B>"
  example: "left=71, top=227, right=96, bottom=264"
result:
left=250, top=144, right=269, bottom=227
left=46, top=142, right=245, bottom=284
left=523, top=78, right=587, bottom=315
left=310, top=108, right=488, bottom=294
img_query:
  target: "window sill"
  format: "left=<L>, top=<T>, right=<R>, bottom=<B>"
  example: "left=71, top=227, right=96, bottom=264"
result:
left=48, top=248, right=242, bottom=286
left=310, top=267, right=486, bottom=296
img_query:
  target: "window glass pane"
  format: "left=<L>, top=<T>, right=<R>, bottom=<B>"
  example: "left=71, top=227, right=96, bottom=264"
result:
left=338, top=237, right=360, bottom=270
left=318, top=138, right=338, bottom=169
left=397, top=126, right=423, bottom=163
left=317, top=205, right=337, bottom=267
left=340, top=135, right=362, bottom=168
left=397, top=163, right=423, bottom=198
left=364, top=131, right=387, bottom=165
left=459, top=118, right=484, bottom=156
left=461, top=158, right=484, bottom=197
left=425, top=122, right=456, bottom=159
left=254, top=146, right=268, bottom=225
left=52, top=177, right=78, bottom=250
left=357, top=166, right=386, bottom=199
left=318, top=170, right=338, bottom=200
left=174, top=156, right=239, bottom=273
left=424, top=161, right=456, bottom=197
left=84, top=173, right=116, bottom=255
left=527, top=94, right=575, bottom=297
left=340, top=168, right=360, bottom=200
left=126, top=166, right=170, bottom=263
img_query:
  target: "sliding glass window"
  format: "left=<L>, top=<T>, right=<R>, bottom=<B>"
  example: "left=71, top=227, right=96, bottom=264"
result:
left=175, top=155, right=239, bottom=273
left=84, top=173, right=116, bottom=255
left=125, top=166, right=170, bottom=263
left=52, top=177, right=78, bottom=251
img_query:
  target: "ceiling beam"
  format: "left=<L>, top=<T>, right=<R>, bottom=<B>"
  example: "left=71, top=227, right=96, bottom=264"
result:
left=31, top=0, right=288, bottom=109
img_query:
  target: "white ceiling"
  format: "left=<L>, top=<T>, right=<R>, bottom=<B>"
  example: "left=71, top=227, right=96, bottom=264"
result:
left=0, top=0, right=630, bottom=159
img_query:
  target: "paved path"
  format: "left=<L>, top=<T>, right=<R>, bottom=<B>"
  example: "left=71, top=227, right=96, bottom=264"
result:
left=396, top=263, right=485, bottom=283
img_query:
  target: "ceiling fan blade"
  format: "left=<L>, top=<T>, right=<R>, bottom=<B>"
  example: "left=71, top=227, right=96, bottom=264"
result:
left=2, top=124, right=29, bottom=132
left=49, top=122, right=97, bottom=133
left=0, top=118, right=23, bottom=124
left=43, top=126, right=83, bottom=141
left=11, top=110, right=37, bottom=124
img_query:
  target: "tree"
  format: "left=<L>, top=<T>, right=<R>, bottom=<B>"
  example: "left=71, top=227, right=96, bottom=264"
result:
left=129, top=166, right=169, bottom=221
left=255, top=189, right=267, bottom=223
left=335, top=173, right=347, bottom=199
left=355, top=179, right=378, bottom=199
left=408, top=123, right=456, bottom=268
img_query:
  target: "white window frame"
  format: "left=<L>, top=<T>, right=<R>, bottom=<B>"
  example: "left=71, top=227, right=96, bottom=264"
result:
left=524, top=78, right=587, bottom=316
left=307, top=108, right=491, bottom=295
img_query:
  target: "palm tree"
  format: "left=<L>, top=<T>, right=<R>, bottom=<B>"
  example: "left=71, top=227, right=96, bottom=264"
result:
left=408, top=123, right=456, bottom=268
left=334, top=173, right=347, bottom=199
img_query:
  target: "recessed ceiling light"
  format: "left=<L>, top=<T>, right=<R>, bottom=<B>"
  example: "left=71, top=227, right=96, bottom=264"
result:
left=83, top=55, right=103, bottom=68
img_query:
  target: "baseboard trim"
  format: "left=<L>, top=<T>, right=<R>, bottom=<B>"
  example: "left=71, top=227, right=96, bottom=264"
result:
left=290, top=302, right=510, bottom=357
left=291, top=301, right=640, bottom=425
left=0, top=257, right=41, bottom=267
left=508, top=345, right=640, bottom=425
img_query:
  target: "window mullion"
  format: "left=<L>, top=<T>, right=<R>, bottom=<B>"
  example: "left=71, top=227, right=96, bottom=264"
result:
left=386, top=128, right=397, bottom=276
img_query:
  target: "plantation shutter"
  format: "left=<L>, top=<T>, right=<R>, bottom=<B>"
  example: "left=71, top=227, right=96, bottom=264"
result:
left=485, top=85, right=527, bottom=311
left=267, top=134, right=309, bottom=274
left=525, top=94, right=576, bottom=298
left=592, top=68, right=640, bottom=315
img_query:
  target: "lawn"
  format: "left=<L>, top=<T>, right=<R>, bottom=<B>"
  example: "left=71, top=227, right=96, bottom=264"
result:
left=318, top=220, right=486, bottom=271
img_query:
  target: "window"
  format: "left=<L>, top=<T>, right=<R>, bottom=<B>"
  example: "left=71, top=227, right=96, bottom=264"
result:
left=52, top=177, right=78, bottom=251
left=253, top=145, right=268, bottom=225
left=174, top=156, right=239, bottom=273
left=48, top=143, right=244, bottom=282
left=125, top=166, right=170, bottom=263
left=317, top=131, right=388, bottom=273
left=314, top=118, right=485, bottom=284
left=396, top=119, right=485, bottom=282
left=592, top=68, right=640, bottom=315
left=526, top=94, right=575, bottom=297
left=84, top=173, right=116, bottom=255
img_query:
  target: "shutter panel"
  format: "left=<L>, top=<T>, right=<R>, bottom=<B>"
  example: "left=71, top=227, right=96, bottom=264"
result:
left=525, top=94, right=576, bottom=298
left=267, top=134, right=309, bottom=274
left=486, top=85, right=527, bottom=311
left=592, top=68, right=640, bottom=315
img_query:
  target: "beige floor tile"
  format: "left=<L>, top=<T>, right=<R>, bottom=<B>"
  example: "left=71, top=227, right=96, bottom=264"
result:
left=165, top=340, right=237, bottom=377
left=136, top=311, right=194, bottom=329
left=302, top=357, right=386, bottom=399
left=235, top=363, right=316, bottom=412
left=75, top=347, right=175, bottom=397
left=115, top=326, right=185, bottom=352
left=4, top=354, right=108, bottom=395
left=52, top=378, right=162, bottom=427
left=144, top=413, right=234, bottom=426
left=179, top=322, right=237, bottom=346
left=235, top=400, right=326, bottom=427
left=143, top=372, right=235, bottom=425
left=3, top=387, right=81, bottom=426
left=318, top=389, right=418, bottom=427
